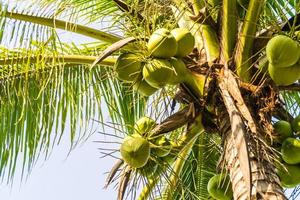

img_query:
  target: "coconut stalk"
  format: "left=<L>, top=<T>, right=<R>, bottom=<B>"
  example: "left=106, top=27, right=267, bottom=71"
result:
left=137, top=178, right=159, bottom=200
left=234, top=0, right=266, bottom=82
left=190, top=0, right=205, bottom=14
left=183, top=72, right=207, bottom=97
left=201, top=25, right=220, bottom=64
left=220, top=0, right=238, bottom=62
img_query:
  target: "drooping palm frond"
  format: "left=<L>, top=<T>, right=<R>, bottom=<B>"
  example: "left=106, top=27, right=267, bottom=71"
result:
left=0, top=0, right=122, bottom=48
left=0, top=37, right=149, bottom=181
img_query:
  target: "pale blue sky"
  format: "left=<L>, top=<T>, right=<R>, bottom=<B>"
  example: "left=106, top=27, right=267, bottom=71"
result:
left=0, top=133, right=118, bottom=200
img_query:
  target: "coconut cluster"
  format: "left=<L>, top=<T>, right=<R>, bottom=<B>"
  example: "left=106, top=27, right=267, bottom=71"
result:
left=266, top=35, right=300, bottom=86
left=272, top=117, right=300, bottom=187
left=207, top=173, right=233, bottom=200
left=114, top=28, right=195, bottom=96
left=120, top=116, right=173, bottom=175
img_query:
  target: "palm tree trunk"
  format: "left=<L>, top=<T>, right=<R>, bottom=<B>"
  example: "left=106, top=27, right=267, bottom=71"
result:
left=216, top=70, right=287, bottom=200
left=222, top=125, right=286, bottom=199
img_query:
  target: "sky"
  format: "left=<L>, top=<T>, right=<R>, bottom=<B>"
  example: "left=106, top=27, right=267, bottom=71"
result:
left=0, top=11, right=122, bottom=199
left=0, top=133, right=118, bottom=200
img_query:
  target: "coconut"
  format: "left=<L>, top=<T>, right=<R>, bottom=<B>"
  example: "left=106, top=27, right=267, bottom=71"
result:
left=273, top=120, right=293, bottom=143
left=115, top=53, right=142, bottom=82
left=152, top=136, right=172, bottom=157
left=134, top=116, right=156, bottom=135
left=276, top=163, right=300, bottom=188
left=143, top=59, right=173, bottom=88
left=292, top=115, right=300, bottom=132
left=168, top=58, right=188, bottom=85
left=207, top=174, right=233, bottom=200
left=138, top=159, right=158, bottom=178
left=120, top=135, right=150, bottom=168
left=266, top=35, right=300, bottom=68
left=268, top=62, right=300, bottom=86
left=133, top=79, right=158, bottom=97
left=281, top=138, right=300, bottom=164
left=147, top=28, right=178, bottom=58
left=171, top=28, right=195, bottom=58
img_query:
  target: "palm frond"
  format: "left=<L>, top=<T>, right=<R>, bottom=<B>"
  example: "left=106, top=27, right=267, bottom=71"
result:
left=165, top=133, right=221, bottom=200
left=0, top=0, right=122, bottom=48
left=0, top=40, right=147, bottom=181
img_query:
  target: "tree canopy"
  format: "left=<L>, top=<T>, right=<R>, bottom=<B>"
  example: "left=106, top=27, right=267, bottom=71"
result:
left=1, top=0, right=300, bottom=199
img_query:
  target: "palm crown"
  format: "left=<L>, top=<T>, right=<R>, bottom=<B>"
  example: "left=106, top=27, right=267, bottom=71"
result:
left=1, top=0, right=300, bottom=199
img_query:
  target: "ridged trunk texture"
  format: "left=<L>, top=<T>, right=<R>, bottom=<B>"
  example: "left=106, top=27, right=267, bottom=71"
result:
left=217, top=105, right=287, bottom=200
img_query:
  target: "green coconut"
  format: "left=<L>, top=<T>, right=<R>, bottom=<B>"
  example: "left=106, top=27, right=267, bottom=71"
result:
left=268, top=62, right=300, bottom=86
left=147, top=28, right=178, bottom=58
left=115, top=53, right=142, bottom=82
left=133, top=79, right=158, bottom=97
left=273, top=120, right=293, bottom=143
left=138, top=159, right=158, bottom=178
left=152, top=136, right=172, bottom=157
left=207, top=174, right=233, bottom=200
left=292, top=115, right=300, bottom=132
left=168, top=58, right=189, bottom=85
left=134, top=116, right=156, bottom=135
left=281, top=137, right=300, bottom=164
left=143, top=59, right=173, bottom=88
left=276, top=163, right=300, bottom=188
left=266, top=35, right=300, bottom=68
left=171, top=28, right=195, bottom=58
left=120, top=135, right=150, bottom=168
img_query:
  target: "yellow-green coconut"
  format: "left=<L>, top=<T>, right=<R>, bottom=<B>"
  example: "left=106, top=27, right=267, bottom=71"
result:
left=292, top=115, right=300, bottom=132
left=273, top=120, right=293, bottom=143
left=133, top=79, right=158, bottom=97
left=134, top=116, right=156, bottom=135
left=152, top=136, right=172, bottom=157
left=168, top=58, right=189, bottom=85
left=266, top=35, right=300, bottom=68
left=276, top=163, right=300, bottom=188
left=147, top=28, right=178, bottom=58
left=143, top=59, right=173, bottom=88
left=120, top=135, right=150, bottom=168
left=281, top=137, right=300, bottom=164
left=207, top=173, right=233, bottom=200
left=268, top=62, right=300, bottom=86
left=115, top=53, right=142, bottom=82
left=171, top=28, right=195, bottom=58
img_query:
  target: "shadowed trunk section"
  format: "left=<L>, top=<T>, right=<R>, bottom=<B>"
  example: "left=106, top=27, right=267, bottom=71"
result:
left=217, top=69, right=286, bottom=200
left=217, top=106, right=287, bottom=200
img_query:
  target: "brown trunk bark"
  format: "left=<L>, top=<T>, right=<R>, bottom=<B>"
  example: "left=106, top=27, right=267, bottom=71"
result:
left=216, top=69, right=287, bottom=200
left=222, top=126, right=287, bottom=200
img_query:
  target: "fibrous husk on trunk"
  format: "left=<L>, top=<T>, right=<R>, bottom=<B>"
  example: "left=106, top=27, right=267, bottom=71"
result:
left=216, top=68, right=286, bottom=200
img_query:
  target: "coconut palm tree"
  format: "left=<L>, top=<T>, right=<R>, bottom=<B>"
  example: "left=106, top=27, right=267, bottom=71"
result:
left=1, top=0, right=300, bottom=199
